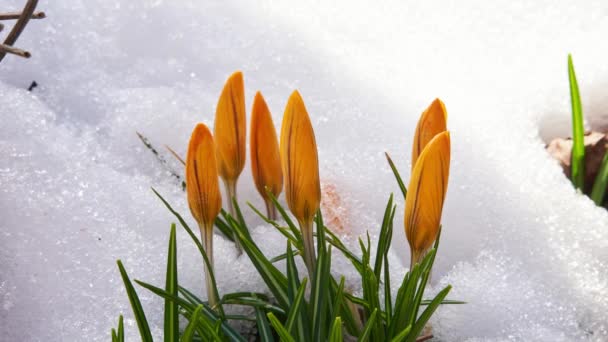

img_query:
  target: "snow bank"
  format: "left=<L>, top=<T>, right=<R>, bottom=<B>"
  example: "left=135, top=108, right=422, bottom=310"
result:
left=1, top=0, right=608, bottom=340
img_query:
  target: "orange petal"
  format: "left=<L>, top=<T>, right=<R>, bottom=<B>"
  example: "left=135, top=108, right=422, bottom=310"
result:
left=250, top=91, right=283, bottom=201
left=280, top=90, right=321, bottom=225
left=186, top=123, right=222, bottom=229
left=404, top=131, right=451, bottom=255
left=411, top=98, right=447, bottom=169
left=214, top=71, right=246, bottom=183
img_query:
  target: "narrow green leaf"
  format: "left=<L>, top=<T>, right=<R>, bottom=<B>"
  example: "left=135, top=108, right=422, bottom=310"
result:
left=568, top=54, right=585, bottom=190
left=116, top=260, right=153, bottom=342
left=181, top=305, right=204, bottom=342
left=136, top=280, right=245, bottom=342
left=385, top=152, right=407, bottom=198
left=285, top=278, right=308, bottom=333
left=311, top=244, right=332, bottom=342
left=390, top=325, right=412, bottom=342
left=325, top=227, right=364, bottom=273
left=117, top=315, right=124, bottom=342
left=329, top=276, right=345, bottom=329
left=285, top=242, right=310, bottom=342
left=255, top=306, right=275, bottom=342
left=267, top=313, right=296, bottom=342
left=213, top=216, right=235, bottom=241
left=374, top=194, right=395, bottom=279
left=112, top=329, right=118, bottom=342
left=248, top=202, right=299, bottom=247
left=404, top=285, right=451, bottom=342
left=230, top=218, right=290, bottom=307
left=357, top=308, right=378, bottom=342
left=591, top=151, right=608, bottom=205
left=151, top=188, right=225, bottom=317
left=266, top=190, right=303, bottom=242
left=164, top=224, right=179, bottom=342
left=329, top=317, right=343, bottom=342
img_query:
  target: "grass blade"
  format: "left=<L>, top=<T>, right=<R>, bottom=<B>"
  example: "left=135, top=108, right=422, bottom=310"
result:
left=267, top=313, right=296, bottom=342
left=591, top=151, right=608, bottom=205
left=116, top=260, right=153, bottom=342
left=285, top=278, right=308, bottom=333
left=404, top=285, right=451, bottom=342
left=357, top=308, right=378, bottom=342
left=329, top=317, right=343, bottom=342
left=568, top=54, right=585, bottom=190
left=385, top=152, right=407, bottom=198
left=390, top=325, right=412, bottom=342
left=254, top=306, right=275, bottom=342
left=117, top=315, right=124, bottom=342
left=164, top=224, right=179, bottom=342
left=181, top=305, right=204, bottom=342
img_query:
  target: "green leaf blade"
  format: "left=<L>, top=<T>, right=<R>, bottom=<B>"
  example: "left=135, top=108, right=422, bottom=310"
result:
left=116, top=260, right=153, bottom=342
left=164, top=224, right=179, bottom=342
left=568, top=54, right=586, bottom=190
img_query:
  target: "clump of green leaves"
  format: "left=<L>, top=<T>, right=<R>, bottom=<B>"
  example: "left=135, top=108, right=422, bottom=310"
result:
left=112, top=171, right=461, bottom=341
left=567, top=54, right=608, bottom=205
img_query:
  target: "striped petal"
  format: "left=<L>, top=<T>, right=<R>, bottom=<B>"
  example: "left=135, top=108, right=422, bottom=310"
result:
left=404, top=131, right=451, bottom=257
left=280, top=90, right=321, bottom=225
left=411, top=98, right=447, bottom=169
left=250, top=91, right=283, bottom=201
left=186, top=123, right=222, bottom=229
left=214, top=71, right=246, bottom=183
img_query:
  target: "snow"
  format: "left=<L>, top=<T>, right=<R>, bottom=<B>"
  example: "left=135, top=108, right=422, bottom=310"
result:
left=1, top=0, right=608, bottom=341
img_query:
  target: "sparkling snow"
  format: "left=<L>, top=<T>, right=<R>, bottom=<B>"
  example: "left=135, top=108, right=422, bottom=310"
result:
left=1, top=1, right=608, bottom=341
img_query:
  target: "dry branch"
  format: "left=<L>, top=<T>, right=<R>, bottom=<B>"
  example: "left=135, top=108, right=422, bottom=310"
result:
left=0, top=11, right=45, bottom=20
left=0, top=0, right=39, bottom=63
left=0, top=23, right=4, bottom=32
left=0, top=43, right=30, bottom=58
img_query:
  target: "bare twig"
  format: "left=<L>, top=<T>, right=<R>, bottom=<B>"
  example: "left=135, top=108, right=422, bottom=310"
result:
left=416, top=334, right=434, bottom=342
left=0, top=11, right=45, bottom=20
left=0, top=43, right=30, bottom=58
left=0, top=23, right=4, bottom=32
left=165, top=145, right=186, bottom=165
left=0, top=0, right=39, bottom=63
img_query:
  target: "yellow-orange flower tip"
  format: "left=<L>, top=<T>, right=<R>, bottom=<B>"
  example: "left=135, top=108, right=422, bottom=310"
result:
left=251, top=91, right=283, bottom=201
left=186, top=123, right=223, bottom=230
left=404, top=131, right=451, bottom=262
left=411, top=98, right=448, bottom=169
left=214, top=71, right=246, bottom=183
left=280, top=90, right=321, bottom=226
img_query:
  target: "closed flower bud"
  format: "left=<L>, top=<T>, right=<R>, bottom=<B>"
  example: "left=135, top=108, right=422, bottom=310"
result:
left=185, top=123, right=222, bottom=307
left=214, top=71, right=247, bottom=184
left=411, top=98, right=447, bottom=169
left=280, top=90, right=321, bottom=276
left=405, top=131, right=450, bottom=268
left=250, top=91, right=283, bottom=219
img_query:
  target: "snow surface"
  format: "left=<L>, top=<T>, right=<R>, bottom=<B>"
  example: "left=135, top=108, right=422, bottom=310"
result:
left=1, top=0, right=608, bottom=341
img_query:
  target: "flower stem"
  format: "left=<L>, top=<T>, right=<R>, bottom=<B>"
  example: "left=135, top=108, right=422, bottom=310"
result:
left=224, top=179, right=243, bottom=255
left=300, top=219, right=316, bottom=279
left=264, top=199, right=278, bottom=221
left=200, top=224, right=218, bottom=308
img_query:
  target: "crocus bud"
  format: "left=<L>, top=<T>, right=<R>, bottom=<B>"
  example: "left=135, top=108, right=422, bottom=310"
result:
left=185, top=123, right=222, bottom=307
left=213, top=71, right=247, bottom=254
left=280, top=90, right=321, bottom=276
left=405, top=131, right=450, bottom=268
left=250, top=91, right=283, bottom=220
left=214, top=71, right=247, bottom=184
left=411, top=98, right=447, bottom=169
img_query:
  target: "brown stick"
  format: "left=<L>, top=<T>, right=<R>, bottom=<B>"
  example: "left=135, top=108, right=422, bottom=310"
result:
left=0, top=43, right=30, bottom=58
left=0, top=11, right=45, bottom=20
left=0, top=0, right=39, bottom=63
left=0, top=23, right=4, bottom=32
left=416, top=334, right=434, bottom=342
